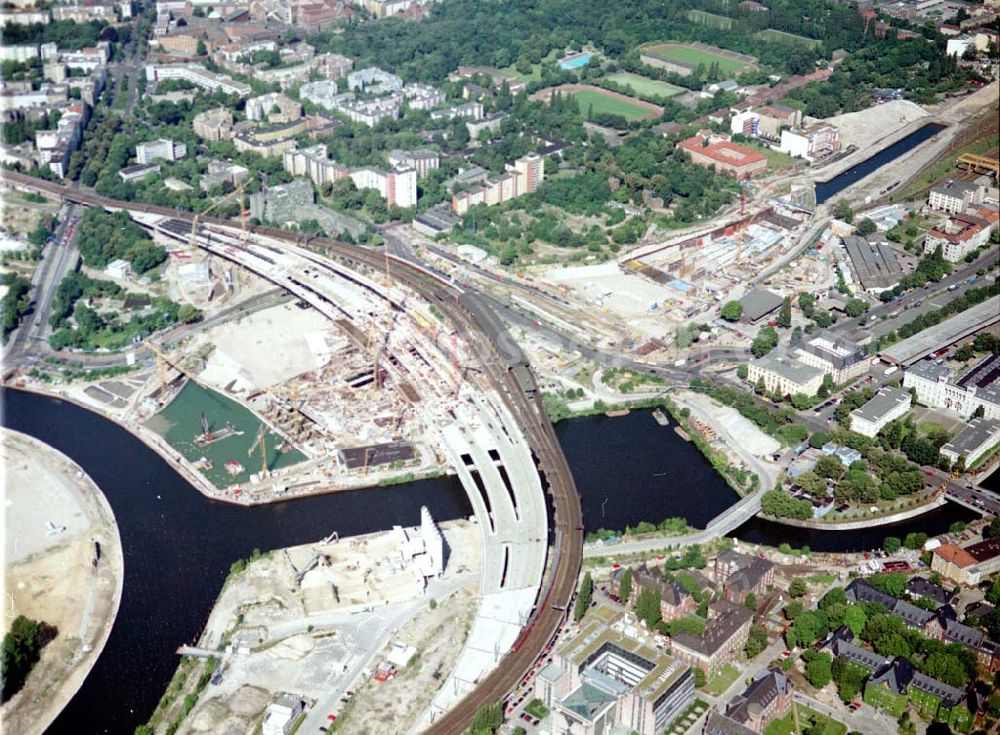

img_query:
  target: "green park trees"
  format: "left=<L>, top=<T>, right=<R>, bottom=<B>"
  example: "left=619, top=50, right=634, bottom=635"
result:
left=573, top=572, right=593, bottom=622
left=721, top=300, right=743, bottom=321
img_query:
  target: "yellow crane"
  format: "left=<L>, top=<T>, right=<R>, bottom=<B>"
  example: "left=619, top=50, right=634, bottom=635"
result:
left=145, top=341, right=172, bottom=404
left=248, top=423, right=269, bottom=479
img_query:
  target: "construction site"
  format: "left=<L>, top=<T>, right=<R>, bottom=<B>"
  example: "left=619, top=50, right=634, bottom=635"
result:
left=159, top=512, right=482, bottom=735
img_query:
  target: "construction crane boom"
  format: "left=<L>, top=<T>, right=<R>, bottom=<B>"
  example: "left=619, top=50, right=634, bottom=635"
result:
left=248, top=424, right=269, bottom=478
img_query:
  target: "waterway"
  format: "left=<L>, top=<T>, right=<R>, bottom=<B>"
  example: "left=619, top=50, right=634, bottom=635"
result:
left=814, top=123, right=946, bottom=204
left=0, top=391, right=978, bottom=734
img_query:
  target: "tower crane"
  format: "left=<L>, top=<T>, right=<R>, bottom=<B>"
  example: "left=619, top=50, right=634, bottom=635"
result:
left=187, top=180, right=249, bottom=251
left=248, top=423, right=269, bottom=479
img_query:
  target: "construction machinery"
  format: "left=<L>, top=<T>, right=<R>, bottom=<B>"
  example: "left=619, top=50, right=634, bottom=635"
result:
left=187, top=180, right=250, bottom=252
left=248, top=423, right=270, bottom=479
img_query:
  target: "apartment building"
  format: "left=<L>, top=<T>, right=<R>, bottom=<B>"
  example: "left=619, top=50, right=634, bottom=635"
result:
left=348, top=165, right=417, bottom=208
left=387, top=149, right=439, bottom=178
left=144, top=63, right=252, bottom=96
left=923, top=212, right=993, bottom=262
left=136, top=138, right=186, bottom=164
left=928, top=182, right=984, bottom=215
left=245, top=92, right=302, bottom=123
left=283, top=144, right=348, bottom=187
left=193, top=107, right=234, bottom=141
left=451, top=154, right=542, bottom=215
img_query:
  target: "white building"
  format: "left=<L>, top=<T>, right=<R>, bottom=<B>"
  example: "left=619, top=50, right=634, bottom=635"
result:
left=779, top=124, right=840, bottom=162
left=282, top=144, right=348, bottom=187
left=262, top=693, right=303, bottom=735
left=391, top=505, right=444, bottom=590
left=903, top=355, right=1000, bottom=420
left=348, top=165, right=417, bottom=208
left=388, top=149, right=439, bottom=178
left=403, top=82, right=446, bottom=110
left=928, top=182, right=983, bottom=215
left=793, top=334, right=870, bottom=385
left=940, top=418, right=1000, bottom=467
left=346, top=67, right=402, bottom=94
left=245, top=92, right=302, bottom=123
left=144, top=63, right=252, bottom=97
left=136, top=138, right=186, bottom=164
left=849, top=386, right=912, bottom=438
left=747, top=348, right=824, bottom=397
left=451, top=153, right=543, bottom=215
left=923, top=213, right=993, bottom=262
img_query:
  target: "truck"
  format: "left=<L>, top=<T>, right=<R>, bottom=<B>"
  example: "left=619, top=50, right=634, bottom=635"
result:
left=884, top=365, right=898, bottom=376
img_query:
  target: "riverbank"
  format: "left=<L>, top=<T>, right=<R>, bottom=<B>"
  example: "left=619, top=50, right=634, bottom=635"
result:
left=1, top=429, right=124, bottom=735
left=760, top=495, right=948, bottom=531
left=7, top=382, right=453, bottom=507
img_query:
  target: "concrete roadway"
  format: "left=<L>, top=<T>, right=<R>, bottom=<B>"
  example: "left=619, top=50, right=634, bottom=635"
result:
left=4, top=204, right=81, bottom=368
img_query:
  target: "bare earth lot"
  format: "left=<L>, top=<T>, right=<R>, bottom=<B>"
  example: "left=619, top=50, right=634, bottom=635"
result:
left=1, top=429, right=123, bottom=735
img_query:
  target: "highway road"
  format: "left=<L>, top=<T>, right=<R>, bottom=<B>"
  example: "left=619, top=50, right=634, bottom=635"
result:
left=1, top=171, right=584, bottom=735
left=4, top=204, right=81, bottom=369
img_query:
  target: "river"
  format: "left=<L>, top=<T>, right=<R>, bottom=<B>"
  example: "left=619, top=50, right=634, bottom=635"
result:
left=815, top=123, right=946, bottom=204
left=0, top=390, right=978, bottom=733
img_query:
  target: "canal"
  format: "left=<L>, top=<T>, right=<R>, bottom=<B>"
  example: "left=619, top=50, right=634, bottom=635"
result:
left=0, top=390, right=978, bottom=734
left=815, top=123, right=945, bottom=204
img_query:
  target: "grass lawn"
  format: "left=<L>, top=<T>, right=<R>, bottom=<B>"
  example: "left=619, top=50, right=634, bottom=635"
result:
left=703, top=664, right=741, bottom=696
left=501, top=63, right=543, bottom=82
left=666, top=699, right=710, bottom=735
left=763, top=705, right=847, bottom=735
left=644, top=44, right=749, bottom=75
left=525, top=699, right=549, bottom=719
left=573, top=89, right=653, bottom=121
left=808, top=573, right=837, bottom=584
left=741, top=141, right=803, bottom=170
left=604, top=72, right=685, bottom=100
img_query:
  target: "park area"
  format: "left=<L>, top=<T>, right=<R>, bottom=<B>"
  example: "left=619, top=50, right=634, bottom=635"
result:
left=641, top=42, right=756, bottom=76
left=533, top=84, right=664, bottom=121
left=603, top=72, right=686, bottom=101
left=764, top=704, right=847, bottom=735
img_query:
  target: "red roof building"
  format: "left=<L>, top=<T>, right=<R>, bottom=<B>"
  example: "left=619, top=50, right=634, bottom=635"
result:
left=678, top=133, right=768, bottom=178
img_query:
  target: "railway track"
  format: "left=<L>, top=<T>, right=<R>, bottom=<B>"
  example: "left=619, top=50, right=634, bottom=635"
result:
left=2, top=171, right=584, bottom=734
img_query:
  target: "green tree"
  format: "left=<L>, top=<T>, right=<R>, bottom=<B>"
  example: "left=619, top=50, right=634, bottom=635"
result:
left=745, top=625, right=768, bottom=658
left=789, top=578, right=808, bottom=598
left=737, top=364, right=749, bottom=380
left=196, top=39, right=207, bottom=56
left=844, top=298, right=869, bottom=318
left=1, top=615, right=52, bottom=701
left=806, top=652, right=833, bottom=688
left=777, top=296, right=792, bottom=328
left=751, top=327, right=779, bottom=359
left=844, top=606, right=867, bottom=637
left=856, top=218, right=877, bottom=236
left=883, top=536, right=902, bottom=554
left=721, top=300, right=743, bottom=321
left=834, top=199, right=853, bottom=224
left=635, top=586, right=662, bottom=629
left=573, top=572, right=593, bottom=622
left=618, top=567, right=633, bottom=604
left=694, top=667, right=707, bottom=688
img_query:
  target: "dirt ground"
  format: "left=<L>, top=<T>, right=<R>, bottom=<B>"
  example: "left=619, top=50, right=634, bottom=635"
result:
left=1, top=430, right=123, bottom=735
left=338, top=581, right=479, bottom=735
left=1, top=196, right=56, bottom=237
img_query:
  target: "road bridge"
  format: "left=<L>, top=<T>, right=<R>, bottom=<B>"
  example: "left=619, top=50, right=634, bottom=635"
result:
left=0, top=171, right=583, bottom=735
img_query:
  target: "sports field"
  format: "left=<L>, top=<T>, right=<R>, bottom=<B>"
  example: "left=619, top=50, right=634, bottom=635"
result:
left=534, top=84, right=664, bottom=121
left=603, top=72, right=685, bottom=100
left=642, top=43, right=755, bottom=76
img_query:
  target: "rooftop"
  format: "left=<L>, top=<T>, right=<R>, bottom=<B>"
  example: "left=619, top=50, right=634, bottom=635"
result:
left=850, top=386, right=911, bottom=424
left=740, top=288, right=783, bottom=321
left=880, top=295, right=1000, bottom=366
left=843, top=235, right=903, bottom=291
left=941, top=418, right=1000, bottom=460
left=752, top=349, right=824, bottom=386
